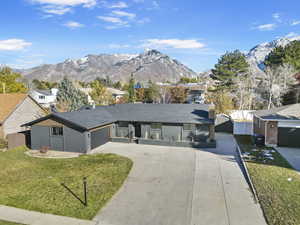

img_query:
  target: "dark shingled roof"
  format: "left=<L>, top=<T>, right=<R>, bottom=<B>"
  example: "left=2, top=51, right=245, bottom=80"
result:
left=254, top=104, right=300, bottom=121
left=24, top=104, right=213, bottom=130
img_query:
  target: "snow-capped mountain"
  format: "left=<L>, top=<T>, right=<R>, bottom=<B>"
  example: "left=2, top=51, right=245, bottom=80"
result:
left=246, top=36, right=300, bottom=73
left=21, top=50, right=197, bottom=83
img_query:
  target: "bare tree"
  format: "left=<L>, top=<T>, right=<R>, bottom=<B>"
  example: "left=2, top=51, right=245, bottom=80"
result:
left=264, top=64, right=296, bottom=109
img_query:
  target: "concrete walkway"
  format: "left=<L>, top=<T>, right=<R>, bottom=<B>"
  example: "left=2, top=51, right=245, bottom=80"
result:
left=93, top=133, right=267, bottom=225
left=276, top=147, right=300, bottom=172
left=0, top=205, right=96, bottom=225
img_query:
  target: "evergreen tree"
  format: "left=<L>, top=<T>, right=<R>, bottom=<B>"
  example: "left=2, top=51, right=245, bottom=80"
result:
left=144, top=80, right=159, bottom=103
left=211, top=50, right=249, bottom=91
left=264, top=46, right=285, bottom=68
left=264, top=41, right=300, bottom=71
left=128, top=74, right=136, bottom=103
left=56, top=77, right=88, bottom=112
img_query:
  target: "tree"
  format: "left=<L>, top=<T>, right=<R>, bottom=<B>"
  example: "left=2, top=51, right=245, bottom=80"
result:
left=263, top=64, right=296, bottom=109
left=90, top=80, right=114, bottom=105
left=128, top=74, right=136, bottom=103
left=144, top=80, right=160, bottom=103
left=205, top=90, right=234, bottom=114
left=265, top=41, right=300, bottom=71
left=169, top=86, right=187, bottom=103
left=56, top=77, right=88, bottom=112
left=211, top=50, right=249, bottom=91
left=136, top=88, right=145, bottom=102
left=0, top=67, right=27, bottom=93
left=113, top=81, right=122, bottom=89
left=32, top=79, right=57, bottom=90
left=158, top=86, right=172, bottom=104
left=178, top=76, right=198, bottom=84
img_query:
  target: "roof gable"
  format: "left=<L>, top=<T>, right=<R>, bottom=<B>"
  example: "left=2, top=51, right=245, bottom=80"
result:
left=0, top=94, right=27, bottom=123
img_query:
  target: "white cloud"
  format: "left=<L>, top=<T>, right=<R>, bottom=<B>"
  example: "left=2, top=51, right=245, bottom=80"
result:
left=98, top=16, right=127, bottom=24
left=142, top=39, right=205, bottom=49
left=111, top=10, right=136, bottom=19
left=147, top=0, right=159, bottom=10
left=137, top=17, right=150, bottom=24
left=272, top=13, right=282, bottom=22
left=41, top=5, right=72, bottom=15
left=108, top=1, right=128, bottom=8
left=0, top=39, right=32, bottom=51
left=291, top=20, right=300, bottom=26
left=63, top=21, right=85, bottom=29
left=108, top=43, right=130, bottom=48
left=254, top=23, right=276, bottom=31
left=31, top=0, right=97, bottom=8
left=285, top=32, right=299, bottom=38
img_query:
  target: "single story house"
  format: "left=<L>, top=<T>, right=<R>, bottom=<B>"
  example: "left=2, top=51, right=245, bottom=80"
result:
left=0, top=94, right=46, bottom=138
left=253, top=103, right=300, bottom=147
left=23, top=104, right=216, bottom=153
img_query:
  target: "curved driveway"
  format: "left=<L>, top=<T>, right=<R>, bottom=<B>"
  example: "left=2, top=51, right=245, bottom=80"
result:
left=92, top=133, right=266, bottom=225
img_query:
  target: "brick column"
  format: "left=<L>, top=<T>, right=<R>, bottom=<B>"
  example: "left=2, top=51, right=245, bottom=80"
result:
left=208, top=104, right=216, bottom=142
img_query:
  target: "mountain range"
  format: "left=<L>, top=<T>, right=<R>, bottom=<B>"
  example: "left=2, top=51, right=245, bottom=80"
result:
left=20, top=36, right=300, bottom=83
left=21, top=49, right=197, bottom=83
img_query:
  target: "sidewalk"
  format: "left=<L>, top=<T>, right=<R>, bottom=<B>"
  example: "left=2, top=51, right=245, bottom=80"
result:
left=0, top=205, right=96, bottom=225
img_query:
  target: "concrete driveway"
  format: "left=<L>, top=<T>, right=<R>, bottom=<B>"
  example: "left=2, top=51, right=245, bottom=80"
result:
left=92, top=133, right=266, bottom=225
left=276, top=147, right=300, bottom=172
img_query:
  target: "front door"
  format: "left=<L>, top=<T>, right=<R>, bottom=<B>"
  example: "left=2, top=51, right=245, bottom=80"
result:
left=134, top=124, right=141, bottom=138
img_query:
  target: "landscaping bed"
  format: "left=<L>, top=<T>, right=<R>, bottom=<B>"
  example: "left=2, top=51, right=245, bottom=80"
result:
left=0, top=146, right=133, bottom=220
left=235, top=135, right=300, bottom=225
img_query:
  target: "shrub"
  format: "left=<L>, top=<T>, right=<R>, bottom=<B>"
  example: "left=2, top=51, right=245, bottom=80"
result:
left=0, top=138, right=8, bottom=149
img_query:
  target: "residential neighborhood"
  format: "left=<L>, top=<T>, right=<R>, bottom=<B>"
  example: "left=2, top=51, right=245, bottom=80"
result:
left=1, top=0, right=300, bottom=225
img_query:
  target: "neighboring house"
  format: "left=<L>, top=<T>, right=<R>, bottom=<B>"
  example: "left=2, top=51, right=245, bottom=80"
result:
left=107, top=88, right=127, bottom=103
left=78, top=88, right=95, bottom=104
left=30, top=88, right=58, bottom=108
left=253, top=104, right=300, bottom=147
left=0, top=94, right=46, bottom=138
left=23, top=104, right=216, bottom=153
left=230, top=110, right=255, bottom=135
left=215, top=114, right=233, bottom=133
left=187, top=89, right=205, bottom=104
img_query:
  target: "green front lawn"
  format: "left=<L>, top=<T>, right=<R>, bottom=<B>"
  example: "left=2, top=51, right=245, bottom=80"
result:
left=235, top=135, right=300, bottom=225
left=0, top=220, right=24, bottom=225
left=0, top=147, right=132, bottom=220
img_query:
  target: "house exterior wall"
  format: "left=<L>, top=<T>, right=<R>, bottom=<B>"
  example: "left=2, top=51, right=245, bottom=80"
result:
left=113, top=122, right=210, bottom=143
left=64, top=126, right=89, bottom=153
left=31, top=122, right=89, bottom=153
left=30, top=90, right=57, bottom=107
left=0, top=125, right=4, bottom=139
left=31, top=125, right=50, bottom=150
left=265, top=121, right=278, bottom=146
left=253, top=116, right=266, bottom=136
left=3, top=97, right=45, bottom=137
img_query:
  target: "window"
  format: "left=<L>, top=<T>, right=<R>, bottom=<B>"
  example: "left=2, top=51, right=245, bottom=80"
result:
left=118, top=122, right=129, bottom=127
left=51, top=127, right=63, bottom=136
left=183, top=124, right=192, bottom=131
left=151, top=123, right=162, bottom=129
left=39, top=95, right=45, bottom=99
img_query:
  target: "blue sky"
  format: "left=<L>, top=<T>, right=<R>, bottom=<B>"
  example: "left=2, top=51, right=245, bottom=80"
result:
left=1, top=0, right=300, bottom=72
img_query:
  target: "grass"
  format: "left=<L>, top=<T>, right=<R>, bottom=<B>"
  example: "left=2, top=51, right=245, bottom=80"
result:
left=0, top=146, right=133, bottom=220
left=235, top=135, right=300, bottom=225
left=0, top=221, right=24, bottom=225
